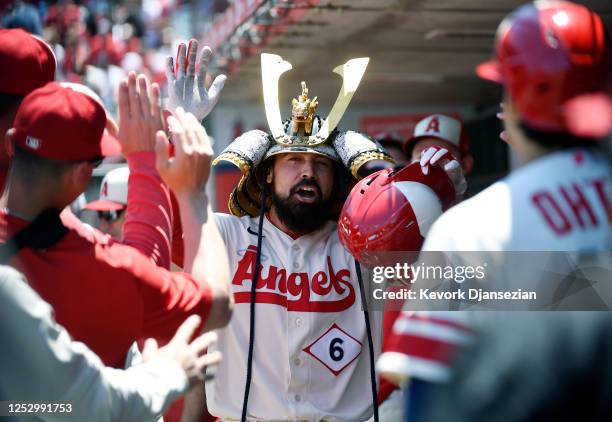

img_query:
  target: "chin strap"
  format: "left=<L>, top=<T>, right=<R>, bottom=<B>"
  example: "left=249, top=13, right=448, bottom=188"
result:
left=0, top=208, right=68, bottom=264
left=355, top=259, right=379, bottom=422
left=241, top=187, right=267, bottom=422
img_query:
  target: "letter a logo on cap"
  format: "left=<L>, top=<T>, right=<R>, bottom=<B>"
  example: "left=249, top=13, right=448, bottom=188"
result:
left=101, top=181, right=108, bottom=199
left=25, top=136, right=41, bottom=150
left=425, top=116, right=440, bottom=134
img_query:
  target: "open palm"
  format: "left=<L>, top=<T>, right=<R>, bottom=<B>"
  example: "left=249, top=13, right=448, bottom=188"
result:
left=165, top=39, right=226, bottom=121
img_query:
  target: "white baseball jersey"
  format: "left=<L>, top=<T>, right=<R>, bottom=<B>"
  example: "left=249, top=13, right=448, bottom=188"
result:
left=422, top=148, right=611, bottom=308
left=423, top=148, right=611, bottom=252
left=206, top=215, right=383, bottom=421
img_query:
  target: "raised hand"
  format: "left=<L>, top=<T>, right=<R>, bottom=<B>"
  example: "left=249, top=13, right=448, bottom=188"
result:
left=165, top=39, right=227, bottom=121
left=155, top=107, right=214, bottom=196
left=142, top=315, right=221, bottom=388
left=117, top=71, right=164, bottom=156
left=420, top=146, right=467, bottom=196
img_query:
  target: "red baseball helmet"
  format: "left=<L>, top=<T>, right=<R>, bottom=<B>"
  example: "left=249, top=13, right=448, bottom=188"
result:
left=477, top=1, right=612, bottom=139
left=338, top=162, right=455, bottom=267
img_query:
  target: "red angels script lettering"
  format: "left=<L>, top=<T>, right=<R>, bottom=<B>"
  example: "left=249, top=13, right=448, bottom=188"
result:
left=287, top=272, right=311, bottom=305
left=312, top=257, right=354, bottom=312
left=232, top=245, right=287, bottom=307
left=311, top=271, right=330, bottom=295
left=101, top=182, right=108, bottom=198
left=232, top=245, right=355, bottom=312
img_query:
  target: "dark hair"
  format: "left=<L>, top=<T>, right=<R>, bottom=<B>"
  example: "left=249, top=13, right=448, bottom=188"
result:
left=12, top=145, right=77, bottom=180
left=0, top=93, right=23, bottom=117
left=331, top=162, right=352, bottom=217
left=520, top=121, right=601, bottom=150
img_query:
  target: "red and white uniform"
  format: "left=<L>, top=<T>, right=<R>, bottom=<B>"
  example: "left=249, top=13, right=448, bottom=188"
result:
left=377, top=148, right=611, bottom=390
left=423, top=148, right=611, bottom=252
left=405, top=148, right=610, bottom=375
left=421, top=147, right=611, bottom=314
left=206, top=216, right=383, bottom=421
left=377, top=311, right=472, bottom=385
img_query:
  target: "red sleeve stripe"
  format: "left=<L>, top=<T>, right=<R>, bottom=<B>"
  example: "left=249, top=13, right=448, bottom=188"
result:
left=377, top=351, right=451, bottom=383
left=385, top=332, right=461, bottom=363
left=399, top=312, right=473, bottom=334
left=393, top=317, right=472, bottom=345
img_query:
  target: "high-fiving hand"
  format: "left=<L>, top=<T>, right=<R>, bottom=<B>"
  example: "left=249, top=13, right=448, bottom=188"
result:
left=165, top=39, right=226, bottom=121
left=155, top=107, right=214, bottom=197
left=142, top=315, right=221, bottom=388
left=117, top=71, right=164, bottom=156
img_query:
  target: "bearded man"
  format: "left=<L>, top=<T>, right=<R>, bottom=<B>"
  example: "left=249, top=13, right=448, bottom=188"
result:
left=209, top=56, right=391, bottom=422
left=168, top=43, right=391, bottom=420
left=166, top=43, right=465, bottom=421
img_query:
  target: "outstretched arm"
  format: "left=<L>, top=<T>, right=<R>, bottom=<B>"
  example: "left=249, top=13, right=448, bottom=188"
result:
left=156, top=108, right=233, bottom=331
left=118, top=72, right=173, bottom=269
left=164, top=40, right=227, bottom=269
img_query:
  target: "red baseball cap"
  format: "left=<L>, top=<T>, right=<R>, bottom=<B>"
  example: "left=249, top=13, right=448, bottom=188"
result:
left=59, top=82, right=122, bottom=156
left=0, top=28, right=56, bottom=96
left=12, top=82, right=110, bottom=162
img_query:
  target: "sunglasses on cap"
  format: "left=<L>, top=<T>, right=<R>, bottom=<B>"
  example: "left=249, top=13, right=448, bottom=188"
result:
left=97, top=209, right=125, bottom=222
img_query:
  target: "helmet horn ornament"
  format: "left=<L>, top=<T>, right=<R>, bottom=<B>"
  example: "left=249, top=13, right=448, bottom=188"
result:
left=261, top=53, right=370, bottom=147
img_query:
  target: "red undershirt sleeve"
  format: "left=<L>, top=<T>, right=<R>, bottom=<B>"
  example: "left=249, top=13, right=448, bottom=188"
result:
left=123, top=152, right=172, bottom=269
left=170, top=191, right=185, bottom=268
left=129, top=248, right=212, bottom=345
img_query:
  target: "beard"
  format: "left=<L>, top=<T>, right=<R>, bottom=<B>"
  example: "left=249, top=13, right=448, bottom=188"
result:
left=270, top=179, right=334, bottom=233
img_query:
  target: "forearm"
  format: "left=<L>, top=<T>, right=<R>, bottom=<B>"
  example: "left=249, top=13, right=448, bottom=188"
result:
left=42, top=347, right=187, bottom=422
left=99, top=358, right=188, bottom=422
left=0, top=268, right=187, bottom=422
left=5, top=340, right=186, bottom=422
left=177, top=192, right=232, bottom=330
left=124, top=152, right=173, bottom=269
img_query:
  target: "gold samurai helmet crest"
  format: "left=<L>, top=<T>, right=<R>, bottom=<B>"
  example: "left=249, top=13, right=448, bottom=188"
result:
left=261, top=53, right=370, bottom=147
left=290, top=82, right=318, bottom=137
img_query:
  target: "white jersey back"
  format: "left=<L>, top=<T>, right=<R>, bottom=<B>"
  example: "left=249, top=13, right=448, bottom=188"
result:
left=422, top=148, right=611, bottom=310
left=424, top=148, right=611, bottom=252
left=206, top=215, right=382, bottom=421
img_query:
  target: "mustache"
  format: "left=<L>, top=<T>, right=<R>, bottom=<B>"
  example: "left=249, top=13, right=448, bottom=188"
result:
left=290, top=180, right=322, bottom=197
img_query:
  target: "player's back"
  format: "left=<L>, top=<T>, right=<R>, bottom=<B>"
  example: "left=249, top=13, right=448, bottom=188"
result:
left=424, top=147, right=611, bottom=252
left=422, top=147, right=610, bottom=310
left=502, top=148, right=610, bottom=251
